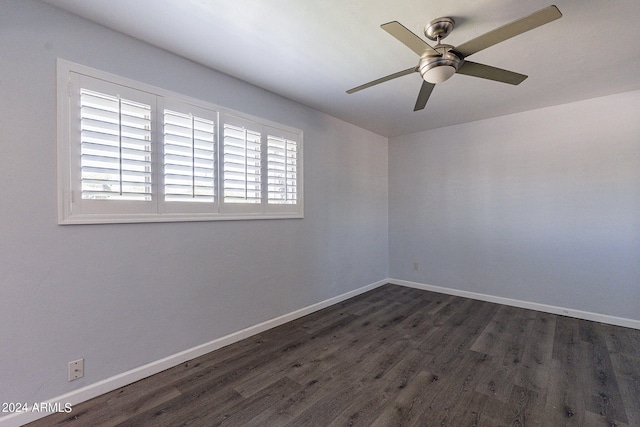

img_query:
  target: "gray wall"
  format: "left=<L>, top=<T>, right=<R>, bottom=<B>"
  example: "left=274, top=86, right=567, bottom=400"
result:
left=389, top=90, right=640, bottom=321
left=0, top=1, right=388, bottom=404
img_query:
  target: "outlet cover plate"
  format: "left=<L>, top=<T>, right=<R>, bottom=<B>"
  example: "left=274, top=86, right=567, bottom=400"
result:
left=68, top=358, right=84, bottom=381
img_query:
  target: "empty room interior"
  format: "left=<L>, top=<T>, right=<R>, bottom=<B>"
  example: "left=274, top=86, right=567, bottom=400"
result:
left=1, top=1, right=639, bottom=426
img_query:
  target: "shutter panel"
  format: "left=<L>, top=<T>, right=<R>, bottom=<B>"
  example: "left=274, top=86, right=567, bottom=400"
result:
left=223, top=123, right=262, bottom=204
left=80, top=89, right=152, bottom=201
left=267, top=135, right=298, bottom=204
left=163, top=109, right=215, bottom=202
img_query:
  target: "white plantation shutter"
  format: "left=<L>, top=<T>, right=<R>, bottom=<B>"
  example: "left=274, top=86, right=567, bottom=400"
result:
left=59, top=60, right=302, bottom=223
left=80, top=89, right=152, bottom=201
left=223, top=122, right=262, bottom=204
left=267, top=135, right=298, bottom=204
left=163, top=109, right=215, bottom=203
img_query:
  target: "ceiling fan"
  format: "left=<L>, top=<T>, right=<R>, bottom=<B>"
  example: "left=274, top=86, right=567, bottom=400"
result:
left=347, top=5, right=562, bottom=111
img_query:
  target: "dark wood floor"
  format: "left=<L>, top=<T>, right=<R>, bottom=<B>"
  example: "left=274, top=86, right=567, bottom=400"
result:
left=27, top=284, right=640, bottom=426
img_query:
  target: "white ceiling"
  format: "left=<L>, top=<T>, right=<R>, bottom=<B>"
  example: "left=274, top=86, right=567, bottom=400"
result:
left=44, top=0, right=640, bottom=138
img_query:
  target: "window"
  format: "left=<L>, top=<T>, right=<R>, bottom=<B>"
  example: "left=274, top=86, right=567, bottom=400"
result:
left=57, top=60, right=303, bottom=224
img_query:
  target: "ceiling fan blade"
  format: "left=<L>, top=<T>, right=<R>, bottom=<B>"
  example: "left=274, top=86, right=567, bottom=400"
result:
left=346, top=67, right=417, bottom=94
left=381, top=21, right=440, bottom=57
left=456, top=61, right=527, bottom=85
left=414, top=80, right=436, bottom=111
left=454, top=5, right=562, bottom=58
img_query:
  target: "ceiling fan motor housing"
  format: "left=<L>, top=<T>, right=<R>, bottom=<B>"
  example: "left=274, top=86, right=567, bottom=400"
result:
left=418, top=45, right=462, bottom=83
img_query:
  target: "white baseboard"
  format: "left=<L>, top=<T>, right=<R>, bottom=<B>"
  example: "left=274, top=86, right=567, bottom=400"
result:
left=0, top=279, right=387, bottom=427
left=388, top=278, right=640, bottom=330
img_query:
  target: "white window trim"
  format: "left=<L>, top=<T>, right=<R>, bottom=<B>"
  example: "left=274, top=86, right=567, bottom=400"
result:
left=57, top=59, right=303, bottom=224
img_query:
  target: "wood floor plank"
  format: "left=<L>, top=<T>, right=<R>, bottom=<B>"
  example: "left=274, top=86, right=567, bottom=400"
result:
left=606, top=350, right=640, bottom=426
left=422, top=299, right=498, bottom=369
left=419, top=349, right=494, bottom=423
left=476, top=363, right=516, bottom=403
left=580, top=323, right=629, bottom=425
left=514, top=311, right=556, bottom=393
left=215, top=376, right=303, bottom=427
left=284, top=379, right=363, bottom=426
left=369, top=370, right=437, bottom=427
left=471, top=305, right=535, bottom=357
left=325, top=393, right=389, bottom=427
left=503, top=384, right=543, bottom=427
left=545, top=316, right=592, bottom=426
left=240, top=365, right=330, bottom=426
left=438, top=389, right=498, bottom=427
left=378, top=347, right=432, bottom=390
left=114, top=382, right=242, bottom=427
left=583, top=410, right=631, bottom=427
left=395, top=295, right=450, bottom=335
left=25, top=284, right=640, bottom=427
left=604, top=322, right=640, bottom=356
left=603, top=322, right=640, bottom=426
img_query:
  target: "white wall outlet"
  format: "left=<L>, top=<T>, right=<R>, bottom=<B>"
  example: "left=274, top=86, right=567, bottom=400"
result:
left=68, top=358, right=84, bottom=381
left=413, top=262, right=419, bottom=271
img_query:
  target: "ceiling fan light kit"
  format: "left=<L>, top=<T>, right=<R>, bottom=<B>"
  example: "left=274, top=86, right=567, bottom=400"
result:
left=420, top=62, right=457, bottom=84
left=418, top=47, right=461, bottom=84
left=347, top=5, right=562, bottom=111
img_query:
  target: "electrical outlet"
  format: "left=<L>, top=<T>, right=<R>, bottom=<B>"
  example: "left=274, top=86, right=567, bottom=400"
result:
left=68, top=359, right=84, bottom=381
left=413, top=262, right=419, bottom=271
